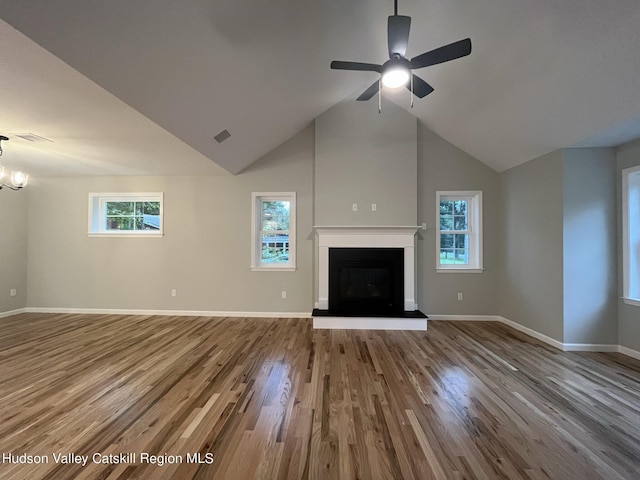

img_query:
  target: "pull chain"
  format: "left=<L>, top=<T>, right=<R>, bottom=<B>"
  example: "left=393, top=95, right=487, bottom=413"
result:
left=410, top=75, right=414, bottom=108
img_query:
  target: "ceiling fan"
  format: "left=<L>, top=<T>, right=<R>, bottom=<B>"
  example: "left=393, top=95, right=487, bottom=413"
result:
left=330, top=0, right=471, bottom=101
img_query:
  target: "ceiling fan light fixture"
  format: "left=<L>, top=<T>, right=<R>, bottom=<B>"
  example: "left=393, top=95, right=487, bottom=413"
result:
left=11, top=171, right=28, bottom=188
left=0, top=135, right=30, bottom=191
left=381, top=66, right=410, bottom=88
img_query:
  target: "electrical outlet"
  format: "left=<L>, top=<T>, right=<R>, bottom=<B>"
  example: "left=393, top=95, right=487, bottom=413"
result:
left=10, top=288, right=17, bottom=297
left=457, top=292, right=463, bottom=301
left=281, top=291, right=287, bottom=299
left=371, top=203, right=377, bottom=211
left=171, top=289, right=177, bottom=297
left=352, top=203, right=358, bottom=212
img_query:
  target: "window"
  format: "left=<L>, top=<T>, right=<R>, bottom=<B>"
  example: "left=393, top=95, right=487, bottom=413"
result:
left=88, top=192, right=163, bottom=237
left=251, top=192, right=296, bottom=271
left=436, top=191, right=483, bottom=272
left=622, top=166, right=640, bottom=306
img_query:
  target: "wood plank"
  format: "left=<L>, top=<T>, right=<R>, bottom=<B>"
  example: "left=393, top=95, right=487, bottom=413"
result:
left=0, top=314, right=639, bottom=479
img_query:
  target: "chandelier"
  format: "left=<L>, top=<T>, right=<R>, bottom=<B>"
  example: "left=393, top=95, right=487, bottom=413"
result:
left=0, top=135, right=29, bottom=190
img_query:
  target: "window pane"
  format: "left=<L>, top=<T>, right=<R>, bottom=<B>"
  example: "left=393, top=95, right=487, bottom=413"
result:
left=261, top=233, right=289, bottom=263
left=454, top=215, right=468, bottom=230
left=252, top=192, right=296, bottom=269
left=440, top=201, right=453, bottom=215
left=440, top=215, right=453, bottom=230
left=106, top=202, right=134, bottom=215
left=90, top=193, right=163, bottom=235
left=133, top=202, right=160, bottom=215
left=454, top=234, right=468, bottom=249
left=454, top=249, right=469, bottom=264
left=440, top=249, right=454, bottom=264
left=454, top=200, right=468, bottom=215
left=627, top=171, right=640, bottom=299
left=106, top=217, right=134, bottom=230
left=436, top=192, right=481, bottom=270
left=142, top=214, right=160, bottom=230
left=143, top=202, right=160, bottom=215
left=262, top=201, right=290, bottom=231
left=440, top=234, right=454, bottom=249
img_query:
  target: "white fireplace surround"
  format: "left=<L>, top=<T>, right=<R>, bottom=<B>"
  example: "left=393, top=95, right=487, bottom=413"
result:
left=314, top=226, right=420, bottom=312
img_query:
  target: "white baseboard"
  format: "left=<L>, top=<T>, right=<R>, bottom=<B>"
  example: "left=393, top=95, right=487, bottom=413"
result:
left=427, top=314, right=564, bottom=350
left=424, top=314, right=563, bottom=350
left=429, top=314, right=633, bottom=356
left=495, top=316, right=565, bottom=350
left=24, top=307, right=312, bottom=319
left=428, top=314, right=501, bottom=321
left=428, top=314, right=563, bottom=350
left=562, top=343, right=620, bottom=352
left=497, top=316, right=640, bottom=356
left=0, top=308, right=27, bottom=319
left=618, top=345, right=640, bottom=360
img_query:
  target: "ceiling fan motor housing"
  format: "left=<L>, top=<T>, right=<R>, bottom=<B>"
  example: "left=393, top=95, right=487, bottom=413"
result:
left=382, top=55, right=411, bottom=74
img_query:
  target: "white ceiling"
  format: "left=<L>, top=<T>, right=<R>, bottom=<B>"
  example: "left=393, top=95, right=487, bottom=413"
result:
left=1, top=0, right=639, bottom=177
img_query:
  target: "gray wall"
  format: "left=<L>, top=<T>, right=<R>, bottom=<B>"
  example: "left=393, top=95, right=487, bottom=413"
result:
left=314, top=102, right=500, bottom=315
left=498, top=151, right=565, bottom=342
left=26, top=126, right=314, bottom=313
left=562, top=148, right=618, bottom=344
left=616, top=139, right=640, bottom=351
left=0, top=188, right=28, bottom=313
left=498, top=147, right=621, bottom=345
left=314, top=99, right=417, bottom=226
left=417, top=126, right=500, bottom=315
left=12, top=108, right=640, bottom=352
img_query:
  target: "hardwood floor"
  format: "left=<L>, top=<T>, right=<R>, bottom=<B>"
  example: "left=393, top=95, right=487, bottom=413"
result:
left=1, top=313, right=639, bottom=479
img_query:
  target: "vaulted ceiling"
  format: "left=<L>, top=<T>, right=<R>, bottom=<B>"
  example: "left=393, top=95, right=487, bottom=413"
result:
left=1, top=0, right=639, bottom=177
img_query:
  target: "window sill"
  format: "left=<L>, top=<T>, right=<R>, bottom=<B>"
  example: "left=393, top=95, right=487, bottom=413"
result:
left=251, top=266, right=297, bottom=272
left=622, top=297, right=640, bottom=307
left=88, top=232, right=164, bottom=238
left=436, top=268, right=484, bottom=274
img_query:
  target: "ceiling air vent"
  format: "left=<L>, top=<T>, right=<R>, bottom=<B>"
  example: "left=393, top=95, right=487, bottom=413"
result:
left=214, top=129, right=231, bottom=144
left=13, top=133, right=53, bottom=143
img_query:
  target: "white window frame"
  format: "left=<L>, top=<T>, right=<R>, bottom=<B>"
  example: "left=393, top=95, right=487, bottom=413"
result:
left=88, top=192, right=164, bottom=237
left=251, top=192, right=296, bottom=272
left=622, top=165, right=640, bottom=306
left=436, top=191, right=483, bottom=273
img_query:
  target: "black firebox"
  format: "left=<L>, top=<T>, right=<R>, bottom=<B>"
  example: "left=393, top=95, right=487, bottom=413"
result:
left=328, top=248, right=404, bottom=315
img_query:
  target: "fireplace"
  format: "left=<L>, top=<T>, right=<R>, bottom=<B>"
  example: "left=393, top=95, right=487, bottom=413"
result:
left=329, top=248, right=404, bottom=315
left=313, top=226, right=426, bottom=330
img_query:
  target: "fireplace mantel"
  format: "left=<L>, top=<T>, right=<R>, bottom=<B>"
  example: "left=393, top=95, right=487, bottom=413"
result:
left=314, top=226, right=421, bottom=313
left=314, top=225, right=421, bottom=237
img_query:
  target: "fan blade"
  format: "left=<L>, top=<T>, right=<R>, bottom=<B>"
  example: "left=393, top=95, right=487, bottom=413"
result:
left=388, top=15, right=411, bottom=57
left=410, top=38, right=472, bottom=69
left=331, top=61, right=382, bottom=73
left=357, top=80, right=380, bottom=101
left=407, top=74, right=434, bottom=98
